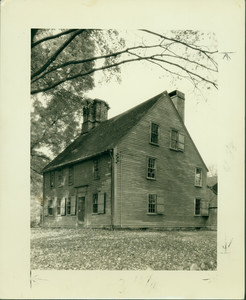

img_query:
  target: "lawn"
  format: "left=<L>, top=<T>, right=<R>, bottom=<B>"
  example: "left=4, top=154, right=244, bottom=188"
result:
left=31, top=228, right=217, bottom=271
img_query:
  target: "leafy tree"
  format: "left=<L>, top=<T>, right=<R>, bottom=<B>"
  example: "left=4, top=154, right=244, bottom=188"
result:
left=31, top=29, right=218, bottom=224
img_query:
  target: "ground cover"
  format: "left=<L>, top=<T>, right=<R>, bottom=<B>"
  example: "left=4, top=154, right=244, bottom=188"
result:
left=31, top=228, right=217, bottom=270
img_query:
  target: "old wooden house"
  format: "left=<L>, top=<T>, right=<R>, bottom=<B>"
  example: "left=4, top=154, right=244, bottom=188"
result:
left=42, top=90, right=215, bottom=229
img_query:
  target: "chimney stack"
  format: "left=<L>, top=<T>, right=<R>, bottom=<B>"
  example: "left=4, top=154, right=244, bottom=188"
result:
left=169, top=90, right=185, bottom=122
left=82, top=98, right=110, bottom=134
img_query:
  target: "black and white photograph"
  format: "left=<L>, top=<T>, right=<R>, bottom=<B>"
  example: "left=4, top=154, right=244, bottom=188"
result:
left=31, top=29, right=218, bottom=271
left=0, top=0, right=244, bottom=299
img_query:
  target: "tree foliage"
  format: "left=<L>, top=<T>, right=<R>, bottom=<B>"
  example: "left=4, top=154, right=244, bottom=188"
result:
left=31, top=29, right=218, bottom=220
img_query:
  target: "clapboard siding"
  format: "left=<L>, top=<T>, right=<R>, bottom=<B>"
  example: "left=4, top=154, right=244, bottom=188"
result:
left=114, top=94, right=208, bottom=228
left=43, top=153, right=112, bottom=227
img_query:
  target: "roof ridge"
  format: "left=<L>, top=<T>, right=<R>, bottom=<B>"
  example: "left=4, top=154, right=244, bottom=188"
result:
left=42, top=91, right=164, bottom=172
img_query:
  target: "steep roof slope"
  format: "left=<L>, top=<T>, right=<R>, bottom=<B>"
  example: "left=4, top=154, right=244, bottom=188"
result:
left=43, top=92, right=163, bottom=172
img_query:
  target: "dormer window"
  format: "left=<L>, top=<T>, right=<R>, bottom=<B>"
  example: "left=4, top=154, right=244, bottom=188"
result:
left=170, top=129, right=185, bottom=151
left=150, top=122, right=159, bottom=145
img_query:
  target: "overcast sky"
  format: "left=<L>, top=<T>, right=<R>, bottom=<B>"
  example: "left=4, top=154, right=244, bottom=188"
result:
left=85, top=36, right=218, bottom=171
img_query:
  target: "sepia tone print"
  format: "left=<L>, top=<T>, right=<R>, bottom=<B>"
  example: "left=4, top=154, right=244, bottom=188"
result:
left=31, top=29, right=217, bottom=271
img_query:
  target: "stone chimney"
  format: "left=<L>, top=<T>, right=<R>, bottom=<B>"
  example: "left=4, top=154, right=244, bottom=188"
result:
left=82, top=98, right=110, bottom=134
left=169, top=90, right=185, bottom=122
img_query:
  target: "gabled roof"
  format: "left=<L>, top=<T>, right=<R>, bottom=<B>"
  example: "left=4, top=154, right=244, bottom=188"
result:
left=43, top=91, right=163, bottom=173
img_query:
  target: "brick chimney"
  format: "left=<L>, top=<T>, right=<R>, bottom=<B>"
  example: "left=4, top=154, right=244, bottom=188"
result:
left=169, top=90, right=185, bottom=122
left=82, top=98, right=110, bottom=134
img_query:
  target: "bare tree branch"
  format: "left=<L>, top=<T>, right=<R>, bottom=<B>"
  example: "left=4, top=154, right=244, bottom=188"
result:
left=141, top=29, right=218, bottom=55
left=31, top=29, right=85, bottom=80
left=31, top=29, right=78, bottom=48
left=31, top=44, right=161, bottom=83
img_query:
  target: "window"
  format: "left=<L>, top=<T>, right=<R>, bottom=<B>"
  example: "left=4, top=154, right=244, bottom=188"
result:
left=48, top=199, right=54, bottom=216
left=170, top=129, right=185, bottom=151
left=148, top=194, right=164, bottom=214
left=148, top=194, right=157, bottom=213
left=58, top=169, right=63, bottom=186
left=70, top=196, right=76, bottom=215
left=57, top=198, right=61, bottom=215
left=195, top=168, right=202, bottom=187
left=50, top=171, right=55, bottom=188
left=61, top=198, right=66, bottom=216
left=147, top=157, right=156, bottom=179
left=67, top=197, right=71, bottom=215
left=194, top=198, right=201, bottom=215
left=68, top=166, right=74, bottom=185
left=150, top=122, right=159, bottom=144
left=92, top=192, right=106, bottom=214
left=93, top=193, right=98, bottom=213
left=93, top=160, right=100, bottom=179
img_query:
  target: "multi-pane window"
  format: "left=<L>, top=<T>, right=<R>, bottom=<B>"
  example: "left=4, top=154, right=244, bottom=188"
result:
left=93, top=160, right=99, bottom=179
left=150, top=122, right=159, bottom=144
left=50, top=171, right=55, bottom=188
left=57, top=198, right=61, bottom=215
left=92, top=193, right=106, bottom=214
left=68, top=166, right=73, bottom=185
left=67, top=197, right=71, bottom=215
left=93, top=193, right=98, bottom=213
left=58, top=169, right=63, bottom=186
left=147, top=157, right=156, bottom=179
left=147, top=194, right=165, bottom=214
left=148, top=194, right=157, bottom=213
left=194, top=198, right=201, bottom=215
left=195, top=168, right=202, bottom=186
left=48, top=199, right=54, bottom=216
left=170, top=129, right=185, bottom=151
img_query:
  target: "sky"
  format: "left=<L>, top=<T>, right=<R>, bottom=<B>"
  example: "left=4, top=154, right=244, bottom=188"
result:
left=85, top=32, right=218, bottom=172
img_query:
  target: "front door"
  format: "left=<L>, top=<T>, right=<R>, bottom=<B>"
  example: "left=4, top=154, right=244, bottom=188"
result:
left=78, top=196, right=85, bottom=222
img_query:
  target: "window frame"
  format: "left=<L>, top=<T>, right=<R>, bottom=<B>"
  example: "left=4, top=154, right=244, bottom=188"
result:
left=50, top=171, right=55, bottom=188
left=57, top=198, right=62, bottom=216
left=66, top=197, right=71, bottom=215
left=58, top=169, right=64, bottom=187
left=92, top=193, right=98, bottom=213
left=148, top=194, right=157, bottom=214
left=194, top=198, right=201, bottom=216
left=150, top=122, right=159, bottom=146
left=170, top=128, right=185, bottom=152
left=93, top=159, right=100, bottom=180
left=48, top=199, right=54, bottom=216
left=68, top=166, right=74, bottom=185
left=147, top=157, right=157, bottom=180
left=194, top=167, right=203, bottom=187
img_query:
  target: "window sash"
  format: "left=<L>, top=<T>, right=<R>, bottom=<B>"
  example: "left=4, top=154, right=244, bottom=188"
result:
left=94, top=160, right=99, bottom=179
left=150, top=123, right=159, bottom=144
left=48, top=199, right=54, bottom=216
left=61, top=198, right=66, bottom=216
left=93, top=193, right=98, bottom=213
left=170, top=130, right=185, bottom=151
left=195, top=198, right=201, bottom=215
left=67, top=197, right=71, bottom=215
left=68, top=166, right=73, bottom=185
left=147, top=157, right=156, bottom=179
left=195, top=168, right=202, bottom=186
left=148, top=194, right=157, bottom=213
left=58, top=169, right=63, bottom=186
left=57, top=198, right=61, bottom=215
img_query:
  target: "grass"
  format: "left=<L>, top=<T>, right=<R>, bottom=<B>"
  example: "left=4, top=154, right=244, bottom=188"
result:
left=31, top=228, right=217, bottom=270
